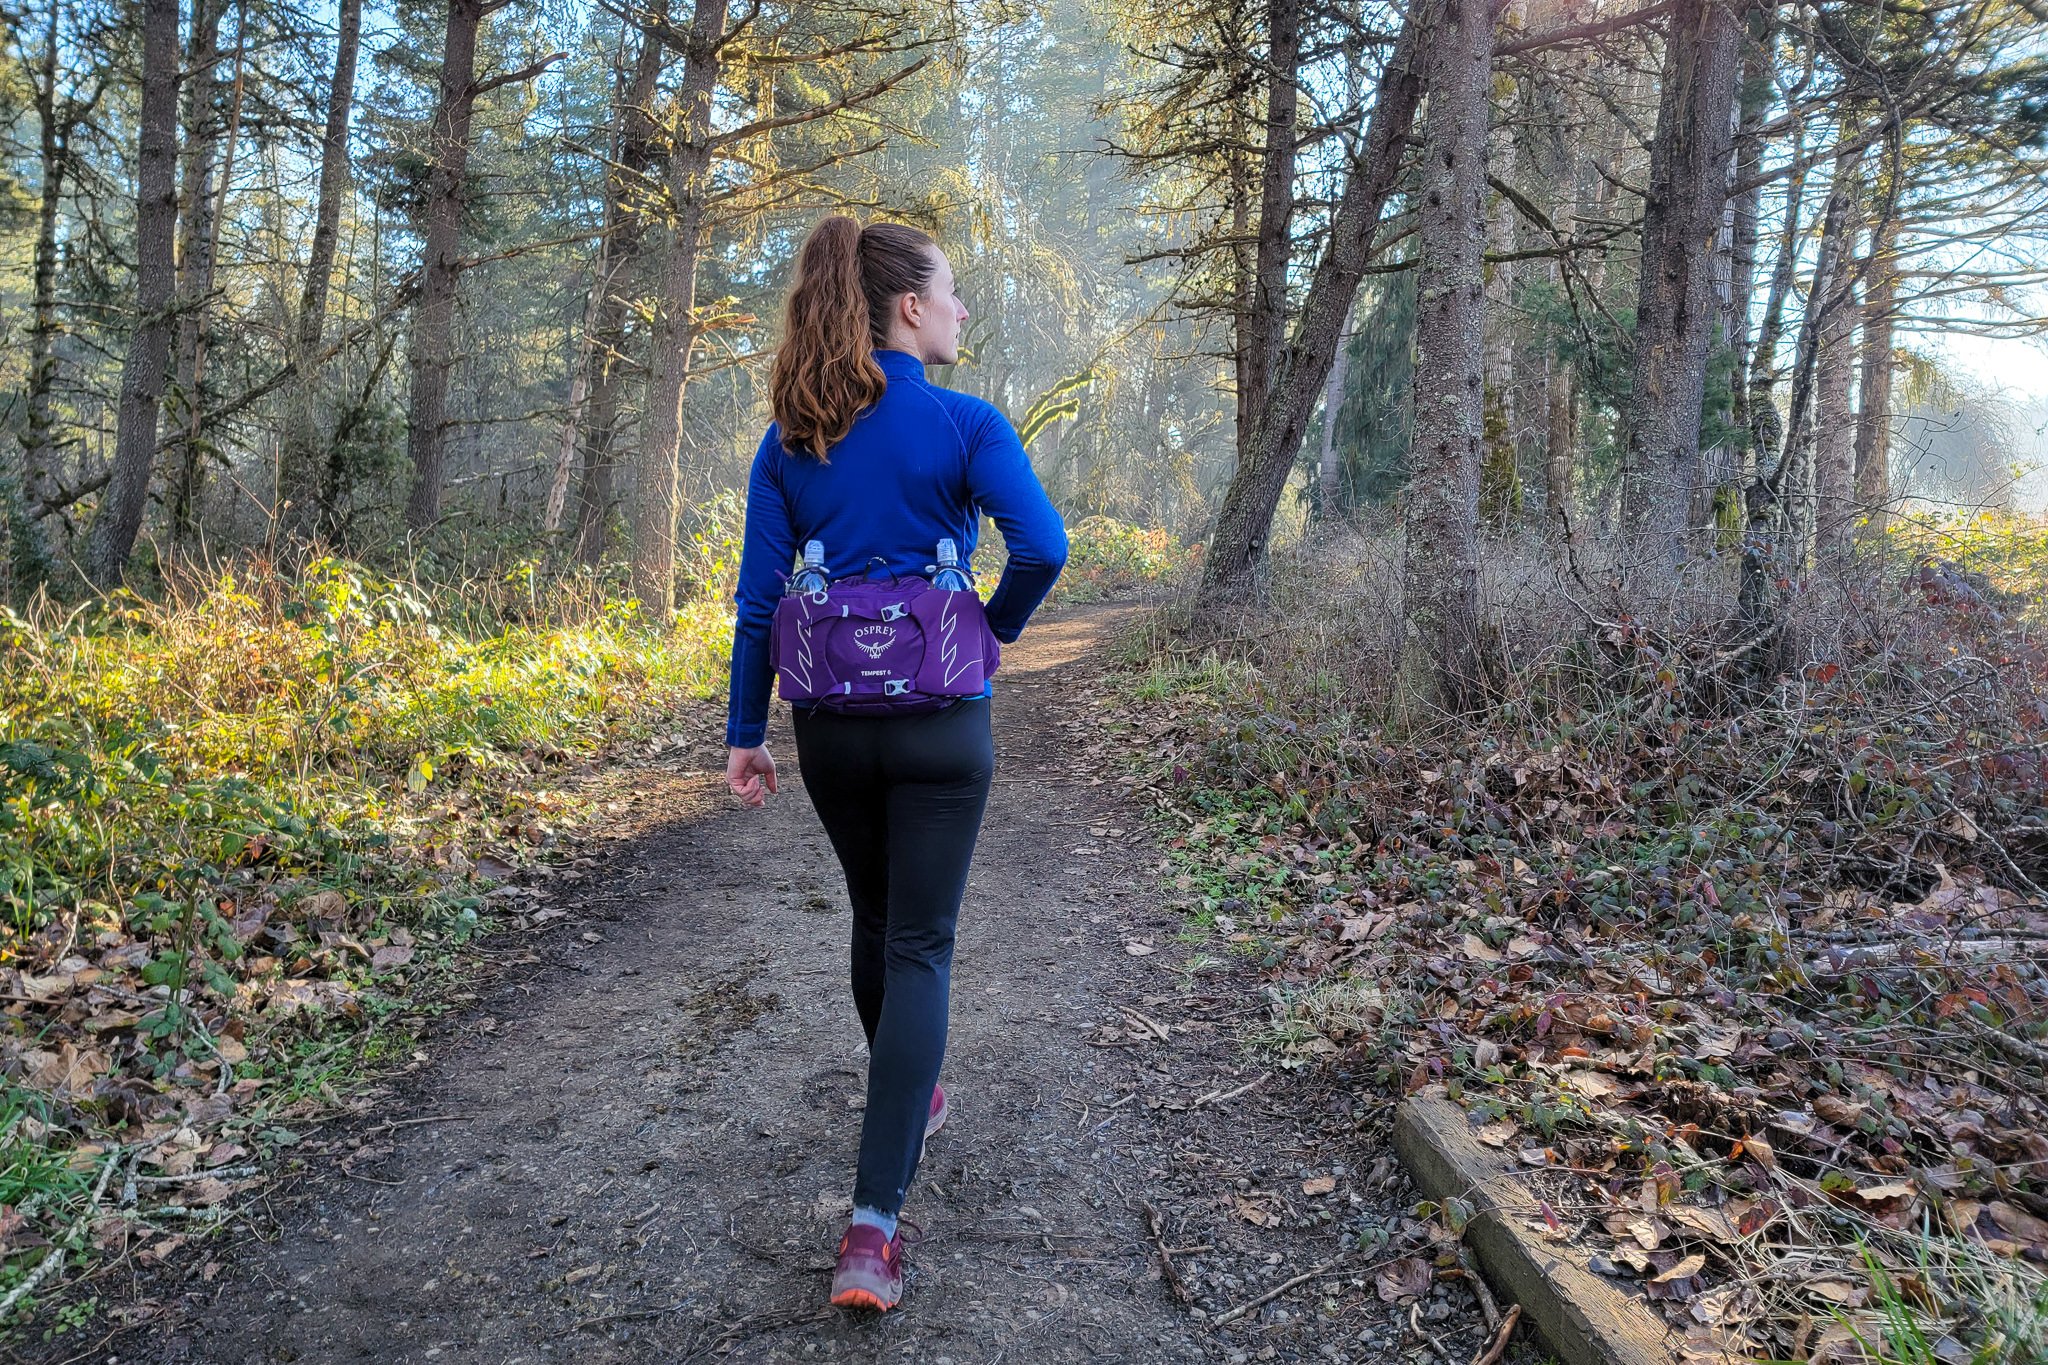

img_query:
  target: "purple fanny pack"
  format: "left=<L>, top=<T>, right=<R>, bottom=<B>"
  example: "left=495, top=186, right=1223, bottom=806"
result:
left=771, top=564, right=1000, bottom=715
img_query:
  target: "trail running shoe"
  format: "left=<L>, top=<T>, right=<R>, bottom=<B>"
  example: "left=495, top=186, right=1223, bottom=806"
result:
left=926, top=1083, right=949, bottom=1140
left=830, top=1222, right=907, bottom=1311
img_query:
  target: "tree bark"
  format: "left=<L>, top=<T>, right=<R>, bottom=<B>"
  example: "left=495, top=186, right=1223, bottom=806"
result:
left=166, top=0, right=230, bottom=547
left=1544, top=357, right=1576, bottom=538
left=13, top=6, right=72, bottom=584
left=1401, top=0, right=1500, bottom=711
left=1198, top=4, right=1430, bottom=601
left=1737, top=155, right=1857, bottom=645
left=404, top=0, right=487, bottom=533
left=631, top=0, right=729, bottom=622
left=1852, top=215, right=1899, bottom=534
left=1724, top=22, right=1771, bottom=492
left=1314, top=298, right=1356, bottom=518
left=545, top=233, right=607, bottom=533
left=1241, top=0, right=1302, bottom=441
left=1746, top=153, right=1807, bottom=477
left=572, top=4, right=667, bottom=567
left=1618, top=0, right=1747, bottom=563
left=84, top=0, right=180, bottom=587
left=1813, top=196, right=1861, bottom=551
left=279, top=0, right=364, bottom=539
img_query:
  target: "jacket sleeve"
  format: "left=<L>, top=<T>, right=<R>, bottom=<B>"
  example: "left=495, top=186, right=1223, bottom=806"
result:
left=725, top=428, right=796, bottom=748
left=963, top=398, right=1068, bottom=644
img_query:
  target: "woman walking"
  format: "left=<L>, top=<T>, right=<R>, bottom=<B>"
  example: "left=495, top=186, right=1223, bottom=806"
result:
left=722, top=216, right=1068, bottom=1311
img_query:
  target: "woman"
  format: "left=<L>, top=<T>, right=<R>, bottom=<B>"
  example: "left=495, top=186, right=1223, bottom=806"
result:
left=722, top=216, right=1068, bottom=1311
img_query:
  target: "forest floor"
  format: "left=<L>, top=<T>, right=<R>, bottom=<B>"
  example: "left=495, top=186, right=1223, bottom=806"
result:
left=29, top=601, right=1489, bottom=1365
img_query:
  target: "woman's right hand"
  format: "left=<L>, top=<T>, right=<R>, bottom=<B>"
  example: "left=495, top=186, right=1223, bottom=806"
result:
left=726, top=745, right=779, bottom=808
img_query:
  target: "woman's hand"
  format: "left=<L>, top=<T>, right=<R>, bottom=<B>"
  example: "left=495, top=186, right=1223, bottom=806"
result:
left=726, top=745, right=779, bottom=807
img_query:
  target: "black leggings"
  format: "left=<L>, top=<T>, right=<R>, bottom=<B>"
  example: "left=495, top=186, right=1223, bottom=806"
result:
left=791, top=697, right=994, bottom=1215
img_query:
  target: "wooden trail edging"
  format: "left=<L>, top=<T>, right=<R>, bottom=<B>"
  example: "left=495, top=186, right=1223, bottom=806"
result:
left=1394, top=1091, right=1703, bottom=1365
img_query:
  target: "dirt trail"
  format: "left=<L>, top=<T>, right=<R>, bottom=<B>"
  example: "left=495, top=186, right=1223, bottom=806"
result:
left=78, top=602, right=1468, bottom=1365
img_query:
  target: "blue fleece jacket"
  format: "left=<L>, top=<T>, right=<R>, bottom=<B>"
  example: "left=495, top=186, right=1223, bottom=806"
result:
left=725, top=348, right=1069, bottom=748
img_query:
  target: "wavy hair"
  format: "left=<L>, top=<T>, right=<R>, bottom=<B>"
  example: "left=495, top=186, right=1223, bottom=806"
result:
left=769, top=217, right=939, bottom=460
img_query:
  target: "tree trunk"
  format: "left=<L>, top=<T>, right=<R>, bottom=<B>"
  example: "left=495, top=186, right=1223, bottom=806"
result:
left=1507, top=73, right=1558, bottom=522
left=1545, top=359, right=1576, bottom=538
left=1618, top=0, right=1747, bottom=563
left=1852, top=216, right=1899, bottom=534
left=1402, top=0, right=1498, bottom=711
left=13, top=8, right=70, bottom=584
left=279, top=0, right=364, bottom=539
left=1746, top=154, right=1807, bottom=476
left=1198, top=2, right=1430, bottom=601
left=1314, top=298, right=1356, bottom=518
left=84, top=0, right=180, bottom=587
left=166, top=0, right=228, bottom=547
left=631, top=0, right=729, bottom=623
left=545, top=233, right=607, bottom=533
left=1737, top=158, right=1857, bottom=646
left=1724, top=23, right=1771, bottom=491
left=1241, top=0, right=1302, bottom=439
left=1812, top=197, right=1861, bottom=552
left=404, top=0, right=486, bottom=534
left=572, top=4, right=667, bottom=567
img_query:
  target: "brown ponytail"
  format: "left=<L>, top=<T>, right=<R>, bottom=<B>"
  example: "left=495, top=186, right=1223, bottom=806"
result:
left=770, top=216, right=940, bottom=460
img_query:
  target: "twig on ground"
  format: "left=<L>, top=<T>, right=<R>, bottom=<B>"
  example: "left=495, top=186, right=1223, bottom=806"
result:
left=1959, top=1012, right=2048, bottom=1070
left=1456, top=1247, right=1501, bottom=1329
left=682, top=1304, right=834, bottom=1360
left=1120, top=1006, right=1173, bottom=1041
left=0, top=1147, right=119, bottom=1319
left=128, top=1164, right=262, bottom=1184
left=1410, top=1300, right=1453, bottom=1364
left=1191, top=1072, right=1270, bottom=1108
left=1209, top=1251, right=1359, bottom=1325
left=570, top=1298, right=691, bottom=1332
left=1469, top=1303, right=1522, bottom=1365
left=365, top=1113, right=475, bottom=1133
left=1139, top=1200, right=1193, bottom=1306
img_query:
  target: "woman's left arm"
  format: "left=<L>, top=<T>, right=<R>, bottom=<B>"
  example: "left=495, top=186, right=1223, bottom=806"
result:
left=726, top=429, right=797, bottom=757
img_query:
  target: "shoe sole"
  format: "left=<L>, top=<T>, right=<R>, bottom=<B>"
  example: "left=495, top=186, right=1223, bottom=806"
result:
left=831, top=1286, right=898, bottom=1311
left=831, top=1269, right=902, bottom=1311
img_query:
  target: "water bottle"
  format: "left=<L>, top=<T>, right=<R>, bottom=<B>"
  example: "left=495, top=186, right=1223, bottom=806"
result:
left=932, top=538, right=972, bottom=592
left=789, top=540, right=828, bottom=595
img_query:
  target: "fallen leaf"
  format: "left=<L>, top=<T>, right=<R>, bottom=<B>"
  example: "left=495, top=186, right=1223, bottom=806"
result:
left=1123, top=940, right=1156, bottom=957
left=370, top=945, right=414, bottom=972
left=1668, top=1205, right=1740, bottom=1243
left=1301, top=1175, right=1336, bottom=1196
left=298, top=890, right=348, bottom=920
left=1375, top=1256, right=1434, bottom=1302
left=1461, top=933, right=1503, bottom=963
left=1652, top=1253, right=1706, bottom=1283
left=1564, top=1069, right=1619, bottom=1099
left=1989, top=1201, right=2048, bottom=1251
left=1808, top=1278, right=1862, bottom=1305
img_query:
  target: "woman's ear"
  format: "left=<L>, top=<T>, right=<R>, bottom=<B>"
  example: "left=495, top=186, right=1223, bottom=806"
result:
left=898, top=289, right=925, bottom=331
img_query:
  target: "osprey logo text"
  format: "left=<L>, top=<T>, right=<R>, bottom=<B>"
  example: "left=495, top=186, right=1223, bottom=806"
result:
left=853, top=624, right=898, bottom=659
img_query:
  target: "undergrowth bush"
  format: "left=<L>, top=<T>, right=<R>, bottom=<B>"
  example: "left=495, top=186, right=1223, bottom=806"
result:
left=0, top=555, right=731, bottom=1315
left=1053, top=515, right=1201, bottom=601
left=1122, top=515, right=2048, bottom=1363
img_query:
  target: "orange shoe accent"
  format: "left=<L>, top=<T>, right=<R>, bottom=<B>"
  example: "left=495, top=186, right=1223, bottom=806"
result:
left=831, top=1286, right=894, bottom=1311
